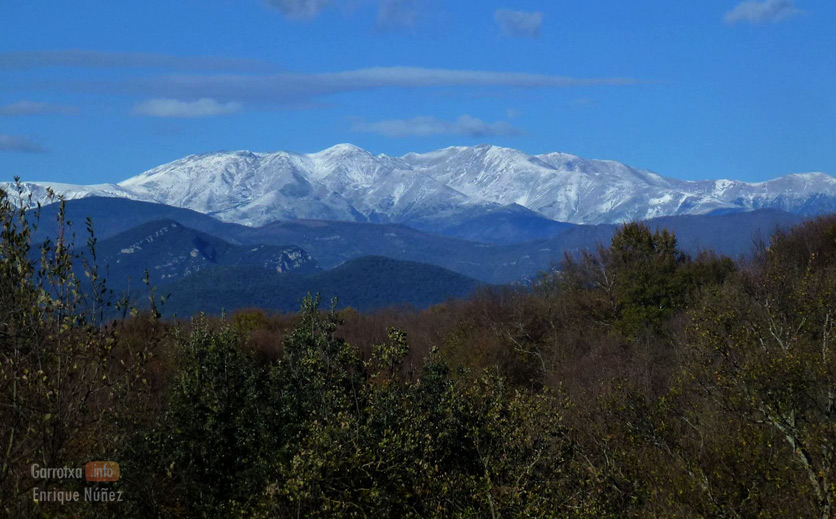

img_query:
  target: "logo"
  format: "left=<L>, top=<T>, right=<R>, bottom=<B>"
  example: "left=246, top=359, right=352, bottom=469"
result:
left=84, top=462, right=120, bottom=482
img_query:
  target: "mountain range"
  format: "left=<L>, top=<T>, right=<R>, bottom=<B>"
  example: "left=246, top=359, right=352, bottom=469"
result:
left=35, top=197, right=804, bottom=285
left=6, top=143, right=833, bottom=315
left=48, top=211, right=484, bottom=315
left=6, top=144, right=836, bottom=231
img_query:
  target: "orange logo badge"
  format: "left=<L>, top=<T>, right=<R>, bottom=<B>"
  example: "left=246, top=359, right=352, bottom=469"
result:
left=85, top=461, right=120, bottom=482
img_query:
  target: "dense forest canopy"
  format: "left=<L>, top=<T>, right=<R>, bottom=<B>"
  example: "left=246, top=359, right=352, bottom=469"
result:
left=2, top=186, right=836, bottom=518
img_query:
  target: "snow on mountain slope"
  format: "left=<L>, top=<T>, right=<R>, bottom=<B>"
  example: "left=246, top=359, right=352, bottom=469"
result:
left=2, top=181, right=145, bottom=205
left=402, top=145, right=686, bottom=223
left=117, top=150, right=361, bottom=225
left=4, top=144, right=835, bottom=227
left=677, top=173, right=836, bottom=215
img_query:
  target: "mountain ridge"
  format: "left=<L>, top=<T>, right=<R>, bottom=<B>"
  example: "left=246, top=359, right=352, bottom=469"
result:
left=156, top=256, right=483, bottom=316
left=92, top=219, right=319, bottom=292
left=5, top=143, right=835, bottom=228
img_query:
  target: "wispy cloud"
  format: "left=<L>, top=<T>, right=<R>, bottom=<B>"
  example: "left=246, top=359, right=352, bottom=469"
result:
left=133, top=98, right=243, bottom=118
left=0, top=134, right=46, bottom=153
left=5, top=58, right=640, bottom=109
left=0, top=50, right=277, bottom=72
left=724, top=0, right=802, bottom=25
left=353, top=115, right=522, bottom=138
left=264, top=0, right=332, bottom=19
left=494, top=9, right=543, bottom=38
left=93, top=68, right=638, bottom=104
left=0, top=100, right=79, bottom=116
left=377, top=0, right=422, bottom=28
left=265, top=0, right=426, bottom=27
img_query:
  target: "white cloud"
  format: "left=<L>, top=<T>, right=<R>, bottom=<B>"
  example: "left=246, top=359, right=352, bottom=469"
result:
left=133, top=98, right=243, bottom=118
left=724, top=0, right=801, bottom=24
left=494, top=9, right=543, bottom=37
left=0, top=134, right=45, bottom=153
left=0, top=100, right=79, bottom=116
left=353, top=115, right=522, bottom=138
left=0, top=50, right=276, bottom=72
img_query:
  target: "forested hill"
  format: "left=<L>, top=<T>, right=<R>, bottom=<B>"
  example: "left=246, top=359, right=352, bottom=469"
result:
left=157, top=255, right=483, bottom=316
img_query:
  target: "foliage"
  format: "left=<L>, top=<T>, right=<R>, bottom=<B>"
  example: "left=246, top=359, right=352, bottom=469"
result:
left=0, top=181, right=160, bottom=517
left=122, top=297, right=591, bottom=518
left=560, top=222, right=736, bottom=338
left=682, top=217, right=836, bottom=518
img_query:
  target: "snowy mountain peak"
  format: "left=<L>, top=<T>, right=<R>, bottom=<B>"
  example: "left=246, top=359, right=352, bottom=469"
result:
left=781, top=172, right=835, bottom=182
left=5, top=144, right=835, bottom=228
left=315, top=143, right=369, bottom=155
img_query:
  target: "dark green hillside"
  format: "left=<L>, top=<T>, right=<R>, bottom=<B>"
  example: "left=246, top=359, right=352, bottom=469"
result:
left=159, top=256, right=482, bottom=316
left=240, top=218, right=496, bottom=273
left=94, top=219, right=319, bottom=291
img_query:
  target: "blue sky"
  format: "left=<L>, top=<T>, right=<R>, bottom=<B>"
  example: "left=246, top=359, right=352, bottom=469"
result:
left=1, top=0, right=834, bottom=184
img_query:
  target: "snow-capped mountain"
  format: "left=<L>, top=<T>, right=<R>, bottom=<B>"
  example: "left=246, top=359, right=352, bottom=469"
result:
left=5, top=144, right=836, bottom=227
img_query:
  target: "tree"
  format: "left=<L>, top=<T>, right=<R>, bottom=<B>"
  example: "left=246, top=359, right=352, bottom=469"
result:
left=560, top=222, right=734, bottom=340
left=685, top=217, right=836, bottom=518
left=0, top=181, right=157, bottom=517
